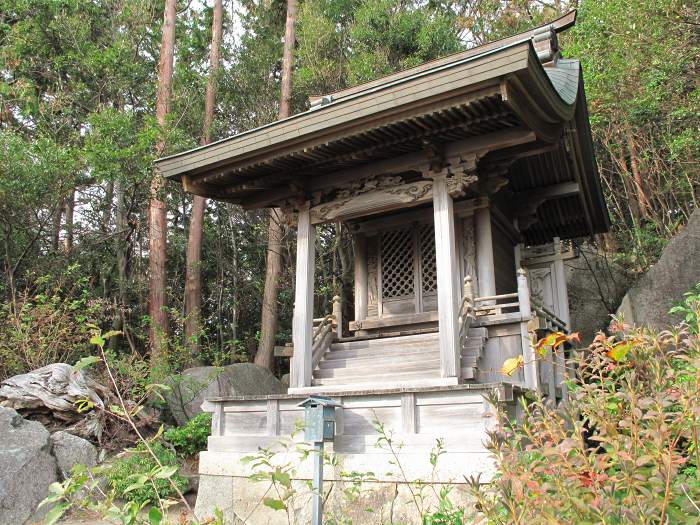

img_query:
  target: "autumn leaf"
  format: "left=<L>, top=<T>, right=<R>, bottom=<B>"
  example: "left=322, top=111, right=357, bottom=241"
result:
left=500, top=355, right=524, bottom=376
left=534, top=332, right=567, bottom=356
left=607, top=340, right=633, bottom=361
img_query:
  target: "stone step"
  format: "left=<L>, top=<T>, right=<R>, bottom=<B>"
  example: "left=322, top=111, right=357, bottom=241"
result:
left=310, top=376, right=454, bottom=389
left=330, top=332, right=439, bottom=351
left=313, top=368, right=441, bottom=386
left=318, top=350, right=440, bottom=369
left=314, top=356, right=478, bottom=379
left=326, top=342, right=439, bottom=360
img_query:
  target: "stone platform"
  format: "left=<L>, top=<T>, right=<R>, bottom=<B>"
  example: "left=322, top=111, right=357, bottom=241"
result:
left=194, top=383, right=517, bottom=524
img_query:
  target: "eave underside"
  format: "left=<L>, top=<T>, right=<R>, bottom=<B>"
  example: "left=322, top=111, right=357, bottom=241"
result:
left=158, top=43, right=608, bottom=245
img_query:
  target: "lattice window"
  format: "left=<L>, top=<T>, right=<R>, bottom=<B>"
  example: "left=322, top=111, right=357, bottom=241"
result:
left=419, top=223, right=437, bottom=294
left=381, top=227, right=414, bottom=299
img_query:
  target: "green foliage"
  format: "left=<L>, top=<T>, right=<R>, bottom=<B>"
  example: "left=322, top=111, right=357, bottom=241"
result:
left=670, top=282, right=700, bottom=332
left=567, top=0, right=699, bottom=270
left=39, top=462, right=222, bottom=525
left=107, top=442, right=188, bottom=506
left=0, top=266, right=113, bottom=380
left=295, top=0, right=463, bottom=96
left=470, top=321, right=700, bottom=524
left=163, top=412, right=212, bottom=457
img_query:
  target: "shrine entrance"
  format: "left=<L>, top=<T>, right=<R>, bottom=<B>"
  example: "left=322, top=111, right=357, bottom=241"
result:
left=378, top=222, right=437, bottom=317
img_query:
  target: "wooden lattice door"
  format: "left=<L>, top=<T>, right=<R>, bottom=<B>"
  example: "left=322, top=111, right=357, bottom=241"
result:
left=378, top=223, right=437, bottom=316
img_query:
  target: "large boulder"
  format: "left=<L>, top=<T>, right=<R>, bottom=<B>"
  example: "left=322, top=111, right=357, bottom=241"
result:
left=617, top=210, right=700, bottom=329
left=166, top=364, right=286, bottom=425
left=0, top=406, right=58, bottom=525
left=51, top=430, right=98, bottom=480
left=566, top=246, right=630, bottom=344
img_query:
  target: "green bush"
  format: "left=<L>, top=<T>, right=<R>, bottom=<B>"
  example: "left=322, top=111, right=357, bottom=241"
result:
left=164, top=412, right=212, bottom=457
left=470, top=319, right=700, bottom=524
left=106, top=442, right=188, bottom=505
left=670, top=281, right=700, bottom=333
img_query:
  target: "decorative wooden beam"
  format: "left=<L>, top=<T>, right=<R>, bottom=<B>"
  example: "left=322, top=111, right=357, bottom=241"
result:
left=239, top=128, right=536, bottom=210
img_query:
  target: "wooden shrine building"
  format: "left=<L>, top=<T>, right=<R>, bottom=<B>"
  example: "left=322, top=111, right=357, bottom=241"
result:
left=156, top=11, right=609, bottom=523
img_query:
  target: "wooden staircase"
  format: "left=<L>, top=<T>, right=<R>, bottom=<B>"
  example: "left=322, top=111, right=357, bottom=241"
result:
left=311, top=328, right=487, bottom=389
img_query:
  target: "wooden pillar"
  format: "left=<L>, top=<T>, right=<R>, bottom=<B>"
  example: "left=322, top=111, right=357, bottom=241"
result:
left=475, top=206, right=496, bottom=298
left=291, top=204, right=315, bottom=389
left=552, top=237, right=570, bottom=329
left=353, top=234, right=368, bottom=323
left=552, top=237, right=570, bottom=403
left=517, top=268, right=540, bottom=392
left=432, top=174, right=460, bottom=379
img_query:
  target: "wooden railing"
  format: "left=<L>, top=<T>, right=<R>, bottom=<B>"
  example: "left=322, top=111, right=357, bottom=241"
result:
left=531, top=300, right=567, bottom=332
left=311, top=295, right=342, bottom=370
left=276, top=295, right=342, bottom=370
left=472, top=292, right=520, bottom=316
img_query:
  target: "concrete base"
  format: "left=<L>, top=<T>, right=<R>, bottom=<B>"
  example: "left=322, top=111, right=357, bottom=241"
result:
left=195, top=473, right=477, bottom=525
left=195, top=384, right=517, bottom=524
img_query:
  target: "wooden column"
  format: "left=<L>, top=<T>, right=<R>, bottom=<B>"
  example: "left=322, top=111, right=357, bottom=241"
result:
left=517, top=268, right=540, bottom=392
left=353, top=234, right=368, bottom=323
left=475, top=206, right=496, bottom=298
left=552, top=237, right=570, bottom=403
left=432, top=173, right=460, bottom=379
left=552, top=237, right=570, bottom=329
left=291, top=203, right=315, bottom=389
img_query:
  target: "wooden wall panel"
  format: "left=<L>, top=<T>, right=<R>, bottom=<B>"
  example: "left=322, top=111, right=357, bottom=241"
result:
left=491, top=218, right=517, bottom=294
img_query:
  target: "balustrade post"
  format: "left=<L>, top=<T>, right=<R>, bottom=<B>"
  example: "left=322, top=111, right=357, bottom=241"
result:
left=517, top=268, right=540, bottom=392
left=332, top=295, right=342, bottom=339
left=463, top=275, right=474, bottom=304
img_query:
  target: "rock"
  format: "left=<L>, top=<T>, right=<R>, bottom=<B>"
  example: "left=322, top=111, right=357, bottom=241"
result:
left=166, top=364, right=287, bottom=425
left=617, top=210, right=700, bottom=329
left=51, top=431, right=98, bottom=479
left=0, top=406, right=58, bottom=525
left=0, top=363, right=107, bottom=424
left=566, top=245, right=630, bottom=344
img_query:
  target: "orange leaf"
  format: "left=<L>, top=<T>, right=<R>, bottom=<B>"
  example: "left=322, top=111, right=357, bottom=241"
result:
left=534, top=332, right=568, bottom=356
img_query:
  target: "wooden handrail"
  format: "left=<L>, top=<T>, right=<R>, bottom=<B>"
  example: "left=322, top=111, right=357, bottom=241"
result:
left=531, top=298, right=567, bottom=331
left=474, top=292, right=519, bottom=302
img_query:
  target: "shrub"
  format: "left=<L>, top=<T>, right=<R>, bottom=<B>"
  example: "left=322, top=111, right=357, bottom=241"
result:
left=670, top=281, right=700, bottom=333
left=0, top=267, right=113, bottom=380
left=470, top=320, right=700, bottom=524
left=164, top=412, right=212, bottom=457
left=106, top=442, right=188, bottom=505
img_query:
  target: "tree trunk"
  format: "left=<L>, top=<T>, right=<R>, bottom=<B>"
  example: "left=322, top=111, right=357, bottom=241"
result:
left=184, top=0, right=223, bottom=361
left=256, top=209, right=285, bottom=369
left=278, top=0, right=297, bottom=119
left=110, top=179, right=129, bottom=351
left=255, top=0, right=297, bottom=370
left=51, top=200, right=62, bottom=253
left=149, top=0, right=177, bottom=367
left=63, top=190, right=75, bottom=254
left=624, top=122, right=650, bottom=219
